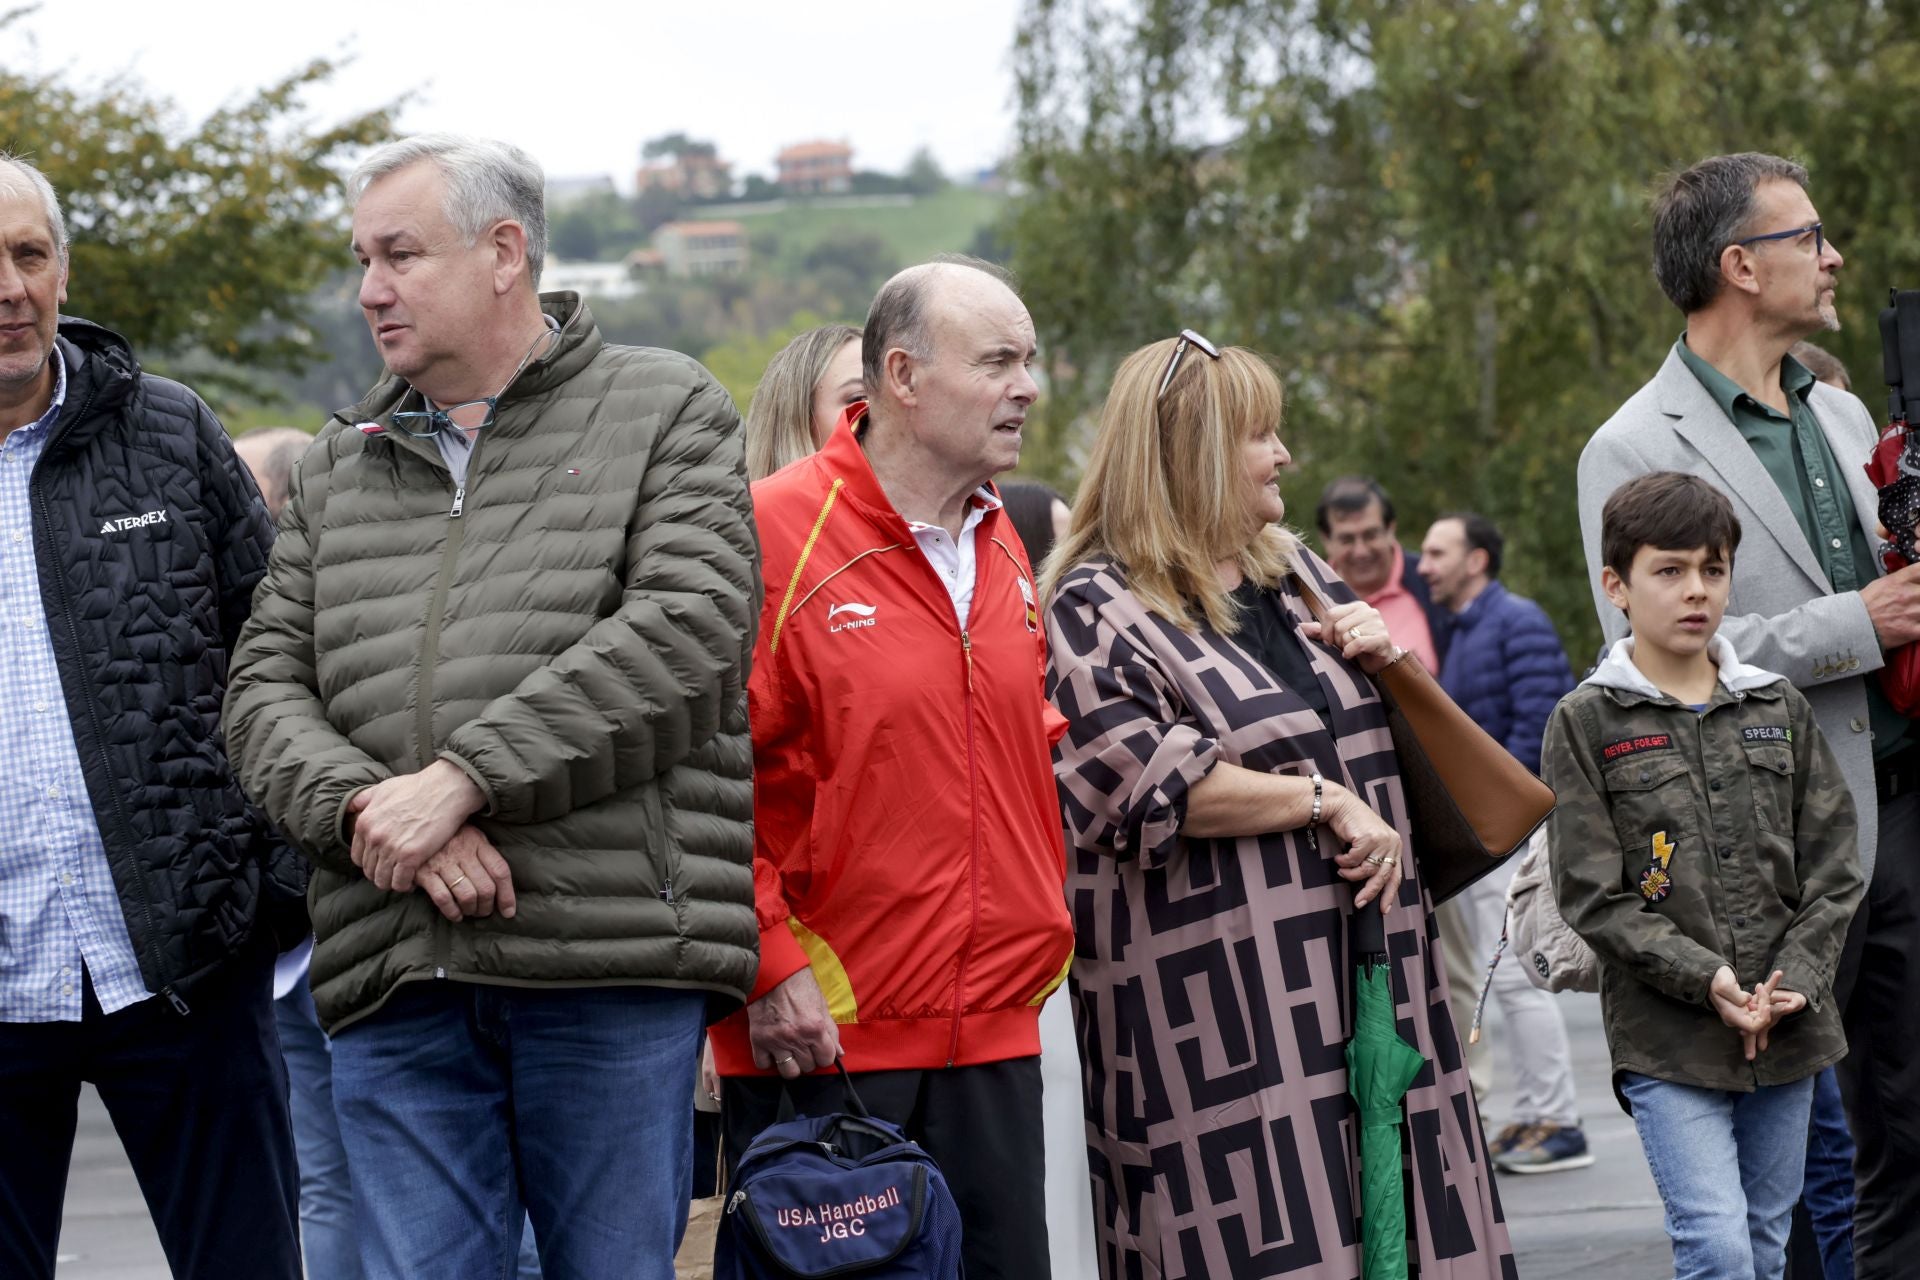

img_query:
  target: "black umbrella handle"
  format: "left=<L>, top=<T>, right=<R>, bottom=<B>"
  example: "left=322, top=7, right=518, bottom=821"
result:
left=1352, top=897, right=1388, bottom=963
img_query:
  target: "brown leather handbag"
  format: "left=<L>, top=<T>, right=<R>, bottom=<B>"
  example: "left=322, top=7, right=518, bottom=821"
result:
left=1293, top=574, right=1555, bottom=904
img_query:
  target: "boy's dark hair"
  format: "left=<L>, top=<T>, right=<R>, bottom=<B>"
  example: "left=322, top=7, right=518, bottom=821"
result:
left=1601, top=472, right=1742, bottom=578
left=1315, top=475, right=1396, bottom=534
left=1438, top=510, right=1504, bottom=579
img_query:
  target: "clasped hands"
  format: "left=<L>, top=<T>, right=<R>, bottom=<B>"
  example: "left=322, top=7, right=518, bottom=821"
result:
left=347, top=759, right=516, bottom=922
left=1708, top=965, right=1808, bottom=1062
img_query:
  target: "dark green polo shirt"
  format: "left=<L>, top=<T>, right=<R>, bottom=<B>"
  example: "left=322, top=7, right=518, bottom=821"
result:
left=1678, top=335, right=1910, bottom=760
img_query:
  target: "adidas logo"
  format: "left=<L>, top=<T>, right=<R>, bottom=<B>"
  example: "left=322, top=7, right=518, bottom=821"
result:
left=827, top=601, right=877, bottom=633
left=99, top=509, right=168, bottom=535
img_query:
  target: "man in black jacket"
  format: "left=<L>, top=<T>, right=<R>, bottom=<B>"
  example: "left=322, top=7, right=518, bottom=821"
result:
left=0, top=155, right=302, bottom=1278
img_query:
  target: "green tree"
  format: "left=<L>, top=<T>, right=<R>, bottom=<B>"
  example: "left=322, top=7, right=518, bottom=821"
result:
left=903, top=147, right=950, bottom=196
left=1004, top=0, right=1920, bottom=665
left=701, top=310, right=858, bottom=415
left=0, top=18, right=398, bottom=407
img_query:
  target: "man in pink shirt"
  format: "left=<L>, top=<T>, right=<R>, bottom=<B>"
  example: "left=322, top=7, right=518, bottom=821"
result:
left=1315, top=477, right=1449, bottom=673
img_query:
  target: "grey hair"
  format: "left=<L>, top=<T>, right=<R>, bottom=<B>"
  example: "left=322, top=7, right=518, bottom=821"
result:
left=0, top=153, right=68, bottom=256
left=862, top=253, right=1017, bottom=390
left=349, top=133, right=549, bottom=287
left=1651, top=152, right=1809, bottom=314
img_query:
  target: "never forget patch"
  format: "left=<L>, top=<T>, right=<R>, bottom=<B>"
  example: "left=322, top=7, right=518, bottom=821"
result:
left=1742, top=725, right=1792, bottom=743
left=1602, top=733, right=1673, bottom=762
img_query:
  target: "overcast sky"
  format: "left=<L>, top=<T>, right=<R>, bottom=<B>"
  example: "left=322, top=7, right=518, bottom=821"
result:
left=14, top=1, right=1029, bottom=188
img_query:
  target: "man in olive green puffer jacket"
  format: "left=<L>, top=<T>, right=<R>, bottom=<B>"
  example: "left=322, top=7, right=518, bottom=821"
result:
left=224, top=134, right=760, bottom=1280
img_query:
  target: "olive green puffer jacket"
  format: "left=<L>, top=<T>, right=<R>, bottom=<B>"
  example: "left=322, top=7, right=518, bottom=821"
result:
left=224, top=294, right=760, bottom=1032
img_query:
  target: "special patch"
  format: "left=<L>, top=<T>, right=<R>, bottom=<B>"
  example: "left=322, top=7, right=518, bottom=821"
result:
left=1639, top=830, right=1676, bottom=902
left=1742, top=725, right=1791, bottom=743
left=1603, top=733, right=1674, bottom=762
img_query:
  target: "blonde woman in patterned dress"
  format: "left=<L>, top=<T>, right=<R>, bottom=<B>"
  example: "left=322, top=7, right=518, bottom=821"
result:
left=1038, top=333, right=1516, bottom=1279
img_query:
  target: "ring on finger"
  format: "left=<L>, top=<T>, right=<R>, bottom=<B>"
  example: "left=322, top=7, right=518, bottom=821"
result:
left=448, top=874, right=468, bottom=889
left=1364, top=853, right=1383, bottom=865
left=1380, top=855, right=1398, bottom=867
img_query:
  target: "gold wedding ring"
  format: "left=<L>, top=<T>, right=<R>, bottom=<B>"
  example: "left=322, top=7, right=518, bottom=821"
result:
left=448, top=875, right=468, bottom=889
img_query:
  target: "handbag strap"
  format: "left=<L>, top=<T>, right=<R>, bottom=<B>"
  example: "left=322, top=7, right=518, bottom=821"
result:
left=1286, top=570, right=1335, bottom=629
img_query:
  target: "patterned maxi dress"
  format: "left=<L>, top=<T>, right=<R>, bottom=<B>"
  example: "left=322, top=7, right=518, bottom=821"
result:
left=1044, top=552, right=1516, bottom=1280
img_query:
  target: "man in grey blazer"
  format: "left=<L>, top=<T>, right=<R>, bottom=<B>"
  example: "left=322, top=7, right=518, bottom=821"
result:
left=1579, top=151, right=1920, bottom=1277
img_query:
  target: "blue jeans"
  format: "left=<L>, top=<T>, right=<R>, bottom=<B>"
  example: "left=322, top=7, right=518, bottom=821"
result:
left=275, top=980, right=363, bottom=1280
left=1802, top=1066, right=1856, bottom=1280
left=331, top=981, right=705, bottom=1280
left=1621, top=1072, right=1816, bottom=1280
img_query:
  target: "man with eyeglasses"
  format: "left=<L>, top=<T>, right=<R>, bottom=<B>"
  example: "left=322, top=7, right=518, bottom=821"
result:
left=1579, top=151, right=1920, bottom=1276
left=225, top=134, right=760, bottom=1280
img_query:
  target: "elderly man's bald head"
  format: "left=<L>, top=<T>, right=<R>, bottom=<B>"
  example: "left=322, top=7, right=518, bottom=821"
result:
left=862, top=256, right=1020, bottom=392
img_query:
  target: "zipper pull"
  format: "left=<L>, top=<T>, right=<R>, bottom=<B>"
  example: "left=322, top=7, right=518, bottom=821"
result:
left=726, top=1189, right=746, bottom=1215
left=961, top=631, right=974, bottom=692
left=449, top=485, right=466, bottom=518
left=163, top=987, right=191, bottom=1016
left=434, top=966, right=448, bottom=979
left=660, top=877, right=675, bottom=904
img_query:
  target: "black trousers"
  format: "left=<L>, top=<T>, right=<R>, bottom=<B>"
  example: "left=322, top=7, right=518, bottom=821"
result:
left=1838, top=789, right=1920, bottom=1279
left=723, top=1056, right=1051, bottom=1280
left=0, top=958, right=301, bottom=1280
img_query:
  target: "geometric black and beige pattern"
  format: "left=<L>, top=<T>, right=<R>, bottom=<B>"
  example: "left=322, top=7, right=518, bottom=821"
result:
left=1047, top=551, right=1518, bottom=1279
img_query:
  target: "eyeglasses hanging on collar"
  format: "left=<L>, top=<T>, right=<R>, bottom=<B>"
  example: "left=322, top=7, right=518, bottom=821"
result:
left=391, top=322, right=561, bottom=438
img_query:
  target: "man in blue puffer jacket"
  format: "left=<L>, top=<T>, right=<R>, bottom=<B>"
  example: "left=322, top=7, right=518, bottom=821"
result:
left=1419, top=511, right=1591, bottom=1175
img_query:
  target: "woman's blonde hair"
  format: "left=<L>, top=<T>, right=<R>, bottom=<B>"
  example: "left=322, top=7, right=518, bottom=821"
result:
left=744, top=324, right=862, bottom=480
left=1039, top=337, right=1297, bottom=633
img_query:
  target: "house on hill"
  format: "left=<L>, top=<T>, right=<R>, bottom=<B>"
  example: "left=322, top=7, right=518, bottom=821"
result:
left=775, top=140, right=854, bottom=195
left=652, top=221, right=748, bottom=277
left=636, top=149, right=733, bottom=202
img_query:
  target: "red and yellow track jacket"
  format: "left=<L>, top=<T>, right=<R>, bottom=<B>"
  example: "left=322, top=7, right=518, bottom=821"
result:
left=711, top=406, right=1074, bottom=1075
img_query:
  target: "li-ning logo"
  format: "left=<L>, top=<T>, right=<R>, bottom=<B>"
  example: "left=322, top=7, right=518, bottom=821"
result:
left=827, top=601, right=878, bottom=633
left=99, top=509, right=168, bottom=535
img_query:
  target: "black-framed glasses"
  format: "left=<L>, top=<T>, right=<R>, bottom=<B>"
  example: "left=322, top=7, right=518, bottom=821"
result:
left=1156, top=328, right=1221, bottom=399
left=1733, top=221, right=1824, bottom=258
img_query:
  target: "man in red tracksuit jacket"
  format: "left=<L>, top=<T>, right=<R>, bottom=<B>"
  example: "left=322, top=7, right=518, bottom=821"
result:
left=711, top=258, right=1074, bottom=1279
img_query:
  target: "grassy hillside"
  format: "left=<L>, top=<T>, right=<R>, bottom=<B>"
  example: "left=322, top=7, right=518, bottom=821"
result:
left=696, top=187, right=1004, bottom=272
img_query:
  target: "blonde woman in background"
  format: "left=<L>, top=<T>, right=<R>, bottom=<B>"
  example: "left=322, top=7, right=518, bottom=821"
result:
left=743, top=323, right=864, bottom=479
left=1040, top=333, right=1513, bottom=1278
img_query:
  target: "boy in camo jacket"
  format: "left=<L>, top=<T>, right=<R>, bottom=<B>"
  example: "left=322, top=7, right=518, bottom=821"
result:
left=1543, top=471, right=1863, bottom=1280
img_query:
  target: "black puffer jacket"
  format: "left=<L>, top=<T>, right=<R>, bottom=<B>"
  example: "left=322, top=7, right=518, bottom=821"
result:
left=30, top=317, right=301, bottom=1010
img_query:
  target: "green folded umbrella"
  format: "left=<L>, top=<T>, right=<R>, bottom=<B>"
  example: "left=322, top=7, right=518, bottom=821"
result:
left=1347, top=913, right=1427, bottom=1280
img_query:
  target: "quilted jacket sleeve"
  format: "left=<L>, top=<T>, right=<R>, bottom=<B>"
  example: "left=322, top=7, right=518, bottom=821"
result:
left=1497, top=595, right=1575, bottom=776
left=441, top=367, right=761, bottom=825
left=224, top=432, right=394, bottom=873
left=192, top=397, right=312, bottom=937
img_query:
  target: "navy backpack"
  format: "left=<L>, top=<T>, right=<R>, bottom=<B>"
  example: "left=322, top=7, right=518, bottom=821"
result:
left=714, top=1067, right=963, bottom=1278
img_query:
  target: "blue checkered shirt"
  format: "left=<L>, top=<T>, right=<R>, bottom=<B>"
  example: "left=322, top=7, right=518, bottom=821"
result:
left=0, top=351, right=151, bottom=1021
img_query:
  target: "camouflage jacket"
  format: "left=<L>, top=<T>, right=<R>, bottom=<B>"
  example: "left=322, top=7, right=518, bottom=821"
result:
left=1542, top=636, right=1863, bottom=1095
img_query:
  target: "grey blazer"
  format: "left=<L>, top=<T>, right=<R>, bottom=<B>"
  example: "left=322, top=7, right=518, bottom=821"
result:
left=1578, top=345, right=1889, bottom=875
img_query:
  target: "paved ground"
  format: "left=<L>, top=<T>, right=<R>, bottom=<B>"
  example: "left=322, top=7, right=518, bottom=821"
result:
left=55, top=990, right=1667, bottom=1278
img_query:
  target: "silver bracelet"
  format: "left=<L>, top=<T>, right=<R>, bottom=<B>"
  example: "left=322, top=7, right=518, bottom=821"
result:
left=1305, top=772, right=1324, bottom=852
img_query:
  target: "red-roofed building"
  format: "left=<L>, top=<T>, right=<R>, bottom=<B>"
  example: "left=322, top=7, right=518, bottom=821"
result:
left=635, top=150, right=733, bottom=202
left=775, top=140, right=854, bottom=195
